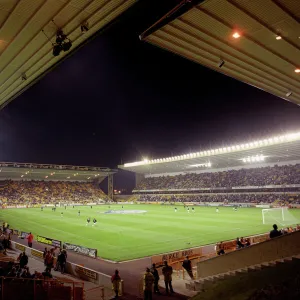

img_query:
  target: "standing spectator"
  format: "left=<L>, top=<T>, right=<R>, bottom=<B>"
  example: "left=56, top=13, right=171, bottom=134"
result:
left=20, top=252, right=28, bottom=268
left=26, top=232, right=34, bottom=248
left=182, top=256, right=194, bottom=279
left=43, top=247, right=47, bottom=266
left=162, top=261, right=174, bottom=294
left=143, top=267, right=155, bottom=300
left=111, top=270, right=121, bottom=299
left=45, top=251, right=54, bottom=269
left=57, top=250, right=67, bottom=274
left=270, top=224, right=282, bottom=239
left=150, top=263, right=160, bottom=294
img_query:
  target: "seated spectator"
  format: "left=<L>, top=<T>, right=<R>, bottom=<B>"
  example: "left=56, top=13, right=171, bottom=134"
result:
left=236, top=238, right=244, bottom=249
left=269, top=224, right=282, bottom=239
left=216, top=241, right=225, bottom=255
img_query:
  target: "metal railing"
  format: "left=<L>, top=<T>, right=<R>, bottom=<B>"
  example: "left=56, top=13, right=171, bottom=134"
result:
left=0, top=276, right=84, bottom=300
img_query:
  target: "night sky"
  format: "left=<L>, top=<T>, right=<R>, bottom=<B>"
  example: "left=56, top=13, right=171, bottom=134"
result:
left=0, top=0, right=300, bottom=191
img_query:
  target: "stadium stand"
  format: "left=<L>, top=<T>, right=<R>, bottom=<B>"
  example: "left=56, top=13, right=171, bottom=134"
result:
left=0, top=180, right=110, bottom=206
left=135, top=164, right=300, bottom=191
left=137, top=193, right=300, bottom=205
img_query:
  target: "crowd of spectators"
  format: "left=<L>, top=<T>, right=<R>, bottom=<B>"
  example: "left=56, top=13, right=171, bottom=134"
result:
left=0, top=180, right=110, bottom=206
left=136, top=164, right=300, bottom=190
left=138, top=193, right=300, bottom=204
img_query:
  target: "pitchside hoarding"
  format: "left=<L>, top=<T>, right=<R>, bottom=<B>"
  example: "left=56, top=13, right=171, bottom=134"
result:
left=63, top=242, right=97, bottom=258
left=36, top=235, right=62, bottom=248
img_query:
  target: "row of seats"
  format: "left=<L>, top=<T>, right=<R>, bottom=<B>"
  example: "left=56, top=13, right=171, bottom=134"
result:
left=135, top=164, right=300, bottom=190
left=0, top=180, right=110, bottom=205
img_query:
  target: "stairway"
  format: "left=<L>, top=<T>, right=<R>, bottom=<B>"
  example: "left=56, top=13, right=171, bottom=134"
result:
left=186, top=254, right=300, bottom=293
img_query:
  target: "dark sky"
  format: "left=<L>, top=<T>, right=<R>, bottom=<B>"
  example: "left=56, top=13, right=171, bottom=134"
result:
left=0, top=0, right=300, bottom=191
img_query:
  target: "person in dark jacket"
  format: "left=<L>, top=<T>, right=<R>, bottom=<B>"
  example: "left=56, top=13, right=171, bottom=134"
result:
left=57, top=250, right=67, bottom=274
left=20, top=252, right=28, bottom=268
left=270, top=224, right=282, bottom=239
left=182, top=256, right=194, bottom=279
left=150, top=263, right=160, bottom=294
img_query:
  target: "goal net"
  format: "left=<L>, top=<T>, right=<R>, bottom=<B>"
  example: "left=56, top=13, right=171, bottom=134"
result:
left=262, top=207, right=299, bottom=226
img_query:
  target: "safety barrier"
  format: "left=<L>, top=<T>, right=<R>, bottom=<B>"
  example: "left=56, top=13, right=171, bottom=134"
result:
left=0, top=276, right=84, bottom=300
left=197, top=230, right=300, bottom=278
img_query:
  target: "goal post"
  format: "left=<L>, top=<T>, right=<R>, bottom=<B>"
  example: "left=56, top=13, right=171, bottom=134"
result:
left=262, top=207, right=298, bottom=226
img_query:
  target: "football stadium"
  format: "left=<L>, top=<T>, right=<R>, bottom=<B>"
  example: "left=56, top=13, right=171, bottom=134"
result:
left=0, top=0, right=300, bottom=300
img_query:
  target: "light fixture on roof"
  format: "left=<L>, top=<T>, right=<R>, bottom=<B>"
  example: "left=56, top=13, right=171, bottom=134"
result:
left=21, top=175, right=24, bottom=178
left=218, top=59, right=225, bottom=68
left=42, top=23, right=72, bottom=57
left=81, top=22, right=89, bottom=34
left=286, top=91, right=292, bottom=97
left=21, top=73, right=27, bottom=81
left=295, top=69, right=300, bottom=73
left=275, top=35, right=282, bottom=40
left=242, top=155, right=265, bottom=163
left=232, top=31, right=241, bottom=39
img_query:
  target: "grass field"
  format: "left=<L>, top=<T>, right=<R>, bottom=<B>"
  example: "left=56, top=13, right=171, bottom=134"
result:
left=1, top=204, right=300, bottom=261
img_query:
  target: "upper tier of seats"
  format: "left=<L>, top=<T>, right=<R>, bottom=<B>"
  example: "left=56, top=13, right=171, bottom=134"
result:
left=0, top=180, right=109, bottom=205
left=135, top=164, right=300, bottom=191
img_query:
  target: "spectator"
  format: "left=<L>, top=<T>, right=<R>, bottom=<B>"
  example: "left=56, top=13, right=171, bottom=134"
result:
left=270, top=224, right=282, bottom=239
left=111, top=270, right=121, bottom=299
left=182, top=256, right=194, bottom=279
left=216, top=241, right=225, bottom=255
left=45, top=250, right=54, bottom=269
left=150, top=263, right=160, bottom=294
left=19, top=252, right=28, bottom=268
left=57, top=250, right=67, bottom=274
left=26, top=232, right=34, bottom=248
left=43, top=247, right=47, bottom=265
left=143, top=267, right=155, bottom=300
left=236, top=238, right=244, bottom=249
left=162, top=261, right=174, bottom=294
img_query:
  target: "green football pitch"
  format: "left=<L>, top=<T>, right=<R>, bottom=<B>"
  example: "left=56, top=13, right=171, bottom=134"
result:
left=1, top=204, right=300, bottom=261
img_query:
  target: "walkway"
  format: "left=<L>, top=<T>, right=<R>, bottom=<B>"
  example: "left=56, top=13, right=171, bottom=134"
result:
left=12, top=236, right=189, bottom=299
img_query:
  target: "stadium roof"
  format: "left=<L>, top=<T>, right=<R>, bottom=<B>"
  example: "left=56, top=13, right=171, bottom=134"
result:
left=119, top=131, right=300, bottom=175
left=0, top=0, right=136, bottom=109
left=0, top=162, right=116, bottom=181
left=140, top=0, right=300, bottom=105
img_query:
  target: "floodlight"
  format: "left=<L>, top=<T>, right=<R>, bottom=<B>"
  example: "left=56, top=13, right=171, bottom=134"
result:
left=295, top=69, right=300, bottom=73
left=286, top=91, right=292, bottom=97
left=275, top=35, right=282, bottom=40
left=62, top=40, right=72, bottom=51
left=53, top=44, right=62, bottom=56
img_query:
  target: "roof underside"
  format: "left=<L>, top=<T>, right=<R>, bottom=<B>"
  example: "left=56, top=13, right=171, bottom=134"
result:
left=0, top=162, right=116, bottom=181
left=119, top=138, right=300, bottom=175
left=141, top=0, right=300, bottom=105
left=0, top=0, right=136, bottom=109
